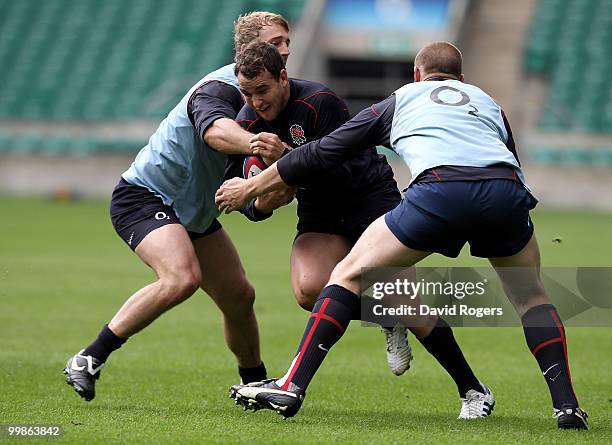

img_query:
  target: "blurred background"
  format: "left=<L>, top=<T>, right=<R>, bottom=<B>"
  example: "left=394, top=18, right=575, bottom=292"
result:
left=1, top=0, right=611, bottom=209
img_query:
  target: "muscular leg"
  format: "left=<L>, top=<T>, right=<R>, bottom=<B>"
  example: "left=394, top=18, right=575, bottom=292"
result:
left=291, top=232, right=425, bottom=327
left=291, top=231, right=432, bottom=333
left=109, top=224, right=202, bottom=338
left=490, top=234, right=580, bottom=410
left=276, top=217, right=481, bottom=399
left=329, top=217, right=430, bottom=292
left=290, top=233, right=352, bottom=310
left=274, top=218, right=425, bottom=391
left=290, top=231, right=433, bottom=331
left=488, top=234, right=549, bottom=316
left=77, top=223, right=201, bottom=377
left=194, top=228, right=261, bottom=369
left=292, top=232, right=416, bottom=376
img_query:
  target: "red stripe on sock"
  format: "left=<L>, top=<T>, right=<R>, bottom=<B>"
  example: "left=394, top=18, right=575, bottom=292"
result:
left=281, top=298, right=331, bottom=390
left=549, top=309, right=578, bottom=402
left=531, top=337, right=562, bottom=355
left=309, top=312, right=345, bottom=333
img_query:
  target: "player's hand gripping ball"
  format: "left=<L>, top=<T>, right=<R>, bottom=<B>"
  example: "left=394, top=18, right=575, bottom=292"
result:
left=243, top=155, right=267, bottom=178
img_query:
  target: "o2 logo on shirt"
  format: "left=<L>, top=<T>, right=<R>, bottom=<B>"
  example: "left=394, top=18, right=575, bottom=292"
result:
left=430, top=86, right=480, bottom=117
left=289, top=124, right=307, bottom=145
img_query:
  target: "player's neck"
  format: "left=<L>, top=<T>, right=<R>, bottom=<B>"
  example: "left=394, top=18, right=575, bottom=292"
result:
left=422, top=73, right=459, bottom=82
left=281, top=83, right=291, bottom=110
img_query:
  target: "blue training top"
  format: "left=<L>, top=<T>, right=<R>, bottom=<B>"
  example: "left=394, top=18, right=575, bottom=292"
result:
left=122, top=64, right=240, bottom=233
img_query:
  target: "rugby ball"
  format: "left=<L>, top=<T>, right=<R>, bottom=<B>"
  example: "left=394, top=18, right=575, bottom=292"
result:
left=243, top=155, right=267, bottom=178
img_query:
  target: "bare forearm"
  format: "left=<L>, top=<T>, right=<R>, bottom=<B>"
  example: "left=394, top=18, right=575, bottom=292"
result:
left=204, top=118, right=253, bottom=154
left=245, top=164, right=287, bottom=200
left=215, top=162, right=289, bottom=214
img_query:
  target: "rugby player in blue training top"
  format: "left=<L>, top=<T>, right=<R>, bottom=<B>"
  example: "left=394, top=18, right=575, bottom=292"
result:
left=224, top=41, right=495, bottom=419
left=216, top=42, right=588, bottom=430
left=63, top=12, right=293, bottom=402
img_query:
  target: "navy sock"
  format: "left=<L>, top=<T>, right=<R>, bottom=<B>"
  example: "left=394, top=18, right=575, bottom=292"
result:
left=418, top=318, right=481, bottom=397
left=277, top=285, right=358, bottom=392
left=82, top=324, right=127, bottom=362
left=238, top=362, right=267, bottom=384
left=522, top=304, right=579, bottom=409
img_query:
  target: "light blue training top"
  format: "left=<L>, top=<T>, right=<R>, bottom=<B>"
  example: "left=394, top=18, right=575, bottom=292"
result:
left=391, top=79, right=525, bottom=185
left=122, top=64, right=239, bottom=233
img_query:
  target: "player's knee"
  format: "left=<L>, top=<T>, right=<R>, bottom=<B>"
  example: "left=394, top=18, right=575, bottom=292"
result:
left=507, top=278, right=546, bottom=299
left=182, top=272, right=202, bottom=297
left=160, top=268, right=201, bottom=306
left=294, top=290, right=316, bottom=311
left=504, top=278, right=548, bottom=312
left=234, top=280, right=256, bottom=308
left=293, top=279, right=323, bottom=311
left=218, top=278, right=256, bottom=314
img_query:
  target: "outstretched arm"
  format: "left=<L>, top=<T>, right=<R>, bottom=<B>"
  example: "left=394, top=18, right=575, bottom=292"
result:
left=276, top=94, right=395, bottom=186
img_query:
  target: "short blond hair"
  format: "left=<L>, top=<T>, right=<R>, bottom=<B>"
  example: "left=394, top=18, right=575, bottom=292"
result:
left=234, top=11, right=289, bottom=55
left=414, top=42, right=463, bottom=79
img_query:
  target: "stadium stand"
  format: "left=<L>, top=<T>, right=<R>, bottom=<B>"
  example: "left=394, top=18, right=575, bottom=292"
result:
left=524, top=0, right=612, bottom=133
left=0, top=0, right=305, bottom=153
left=530, top=146, right=612, bottom=167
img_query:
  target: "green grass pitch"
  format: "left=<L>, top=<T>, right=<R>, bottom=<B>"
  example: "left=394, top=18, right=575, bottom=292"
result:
left=0, top=196, right=611, bottom=444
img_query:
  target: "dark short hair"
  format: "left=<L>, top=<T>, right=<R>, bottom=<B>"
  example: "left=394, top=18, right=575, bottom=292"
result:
left=414, top=42, right=462, bottom=79
left=235, top=41, right=285, bottom=80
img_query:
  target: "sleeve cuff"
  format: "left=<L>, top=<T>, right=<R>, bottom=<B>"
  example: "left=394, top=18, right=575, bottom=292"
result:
left=241, top=199, right=273, bottom=222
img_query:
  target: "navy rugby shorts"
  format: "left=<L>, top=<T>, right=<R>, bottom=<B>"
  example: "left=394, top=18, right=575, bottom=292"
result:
left=384, top=179, right=538, bottom=258
left=296, top=186, right=401, bottom=244
left=110, top=178, right=221, bottom=250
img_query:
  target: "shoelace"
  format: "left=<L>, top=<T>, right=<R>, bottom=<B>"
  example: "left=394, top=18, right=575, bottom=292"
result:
left=460, top=392, right=485, bottom=418
left=383, top=327, right=407, bottom=352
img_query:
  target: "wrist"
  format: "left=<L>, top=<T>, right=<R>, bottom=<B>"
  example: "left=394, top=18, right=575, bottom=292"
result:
left=253, top=197, right=273, bottom=215
left=245, top=176, right=259, bottom=200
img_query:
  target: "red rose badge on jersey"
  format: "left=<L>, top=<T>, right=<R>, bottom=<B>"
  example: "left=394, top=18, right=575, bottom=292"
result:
left=289, top=124, right=306, bottom=145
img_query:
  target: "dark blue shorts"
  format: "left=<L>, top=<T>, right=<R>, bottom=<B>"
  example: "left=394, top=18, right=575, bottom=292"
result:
left=384, top=179, right=538, bottom=258
left=110, top=178, right=221, bottom=250
left=296, top=184, right=401, bottom=244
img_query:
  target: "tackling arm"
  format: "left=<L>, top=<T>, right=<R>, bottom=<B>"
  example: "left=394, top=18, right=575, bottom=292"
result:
left=277, top=94, right=395, bottom=186
left=204, top=118, right=254, bottom=154
left=215, top=95, right=395, bottom=213
left=188, top=81, right=254, bottom=155
left=215, top=163, right=288, bottom=213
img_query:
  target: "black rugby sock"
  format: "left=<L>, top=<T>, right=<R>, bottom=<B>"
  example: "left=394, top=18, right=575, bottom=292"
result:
left=522, top=304, right=579, bottom=409
left=277, top=285, right=358, bottom=393
left=82, top=324, right=127, bottom=363
left=238, top=362, right=267, bottom=384
left=418, top=318, right=481, bottom=397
